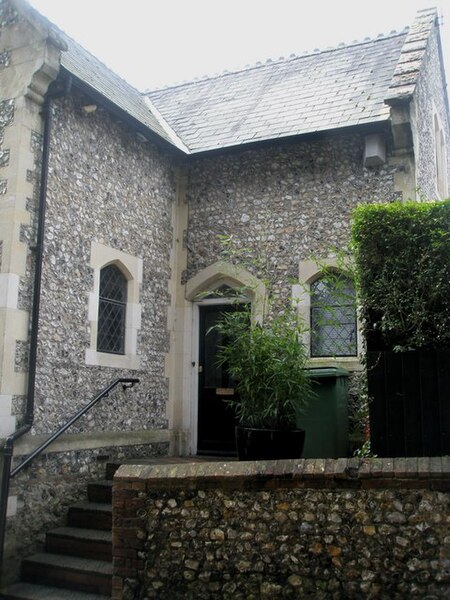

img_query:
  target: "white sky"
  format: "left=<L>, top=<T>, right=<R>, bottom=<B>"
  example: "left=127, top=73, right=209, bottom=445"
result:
left=28, top=0, right=449, bottom=93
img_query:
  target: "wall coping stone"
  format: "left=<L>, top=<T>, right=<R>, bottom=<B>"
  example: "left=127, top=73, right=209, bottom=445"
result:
left=114, top=457, right=450, bottom=491
left=112, top=457, right=450, bottom=599
left=9, top=428, right=171, bottom=456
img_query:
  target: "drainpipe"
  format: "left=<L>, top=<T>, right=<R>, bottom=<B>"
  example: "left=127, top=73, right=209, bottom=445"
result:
left=0, top=76, right=71, bottom=577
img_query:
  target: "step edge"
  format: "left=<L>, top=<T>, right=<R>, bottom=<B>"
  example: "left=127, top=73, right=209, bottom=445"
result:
left=68, top=502, right=112, bottom=512
left=46, top=527, right=112, bottom=540
left=2, top=581, right=111, bottom=599
left=22, top=553, right=113, bottom=575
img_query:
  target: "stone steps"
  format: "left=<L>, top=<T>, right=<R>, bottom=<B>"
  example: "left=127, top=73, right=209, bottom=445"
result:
left=86, top=481, right=112, bottom=504
left=0, top=456, right=221, bottom=599
left=1, top=471, right=116, bottom=599
left=1, top=582, right=110, bottom=599
left=45, top=527, right=112, bottom=561
left=67, top=503, right=112, bottom=531
left=21, top=554, right=112, bottom=596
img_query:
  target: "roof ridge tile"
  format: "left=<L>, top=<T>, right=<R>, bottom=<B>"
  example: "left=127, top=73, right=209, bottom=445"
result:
left=144, top=28, right=409, bottom=94
left=385, top=7, right=437, bottom=104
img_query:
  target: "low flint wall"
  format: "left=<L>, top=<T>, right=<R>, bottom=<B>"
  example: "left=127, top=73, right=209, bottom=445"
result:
left=113, top=458, right=450, bottom=599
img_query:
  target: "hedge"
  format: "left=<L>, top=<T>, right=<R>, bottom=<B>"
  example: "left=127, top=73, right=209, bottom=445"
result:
left=351, top=200, right=450, bottom=351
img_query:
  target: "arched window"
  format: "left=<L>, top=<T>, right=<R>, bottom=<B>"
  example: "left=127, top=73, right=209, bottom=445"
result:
left=310, top=275, right=357, bottom=357
left=97, top=264, right=127, bottom=354
left=86, top=243, right=141, bottom=369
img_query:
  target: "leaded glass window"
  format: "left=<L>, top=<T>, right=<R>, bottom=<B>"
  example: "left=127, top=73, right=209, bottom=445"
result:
left=310, top=275, right=357, bottom=357
left=97, top=265, right=127, bottom=354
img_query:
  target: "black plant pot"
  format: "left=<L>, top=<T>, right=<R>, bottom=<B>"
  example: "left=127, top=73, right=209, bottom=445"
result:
left=235, top=426, right=306, bottom=460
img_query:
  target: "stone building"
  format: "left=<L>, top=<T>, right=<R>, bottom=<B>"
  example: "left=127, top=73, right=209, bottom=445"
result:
left=0, top=0, right=449, bottom=585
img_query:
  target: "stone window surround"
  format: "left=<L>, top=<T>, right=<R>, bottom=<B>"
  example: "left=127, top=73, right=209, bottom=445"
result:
left=433, top=108, right=448, bottom=200
left=293, top=258, right=363, bottom=372
left=85, top=242, right=142, bottom=370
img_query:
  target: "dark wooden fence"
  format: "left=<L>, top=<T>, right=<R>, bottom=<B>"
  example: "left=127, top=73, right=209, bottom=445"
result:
left=367, top=350, right=450, bottom=457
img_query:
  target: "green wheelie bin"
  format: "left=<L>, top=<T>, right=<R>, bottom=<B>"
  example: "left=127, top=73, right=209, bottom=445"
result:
left=299, top=367, right=350, bottom=458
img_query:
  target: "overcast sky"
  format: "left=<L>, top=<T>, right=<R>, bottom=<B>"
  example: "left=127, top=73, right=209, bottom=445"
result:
left=28, top=0, right=449, bottom=93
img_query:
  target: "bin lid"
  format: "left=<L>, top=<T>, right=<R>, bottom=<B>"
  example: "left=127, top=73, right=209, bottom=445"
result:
left=305, top=367, right=350, bottom=379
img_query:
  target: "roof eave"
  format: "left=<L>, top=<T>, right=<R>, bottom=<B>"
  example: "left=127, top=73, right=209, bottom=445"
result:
left=186, top=120, right=392, bottom=159
left=59, top=67, right=186, bottom=157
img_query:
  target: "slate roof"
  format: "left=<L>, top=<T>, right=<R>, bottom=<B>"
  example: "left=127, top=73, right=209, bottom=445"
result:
left=146, top=32, right=408, bottom=154
left=59, top=35, right=177, bottom=147
left=21, top=1, right=177, bottom=148
left=20, top=2, right=439, bottom=155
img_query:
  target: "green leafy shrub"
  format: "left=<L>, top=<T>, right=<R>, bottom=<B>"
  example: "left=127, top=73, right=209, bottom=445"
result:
left=351, top=200, right=450, bottom=351
left=214, top=305, right=314, bottom=429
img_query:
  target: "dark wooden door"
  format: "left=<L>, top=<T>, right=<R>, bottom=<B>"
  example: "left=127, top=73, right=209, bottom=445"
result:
left=197, top=305, right=239, bottom=455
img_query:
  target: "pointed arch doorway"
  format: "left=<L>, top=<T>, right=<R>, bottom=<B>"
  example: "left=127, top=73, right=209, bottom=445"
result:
left=185, top=262, right=267, bottom=456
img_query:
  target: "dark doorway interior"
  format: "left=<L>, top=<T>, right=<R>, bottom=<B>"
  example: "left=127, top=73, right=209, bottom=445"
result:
left=197, top=304, right=243, bottom=456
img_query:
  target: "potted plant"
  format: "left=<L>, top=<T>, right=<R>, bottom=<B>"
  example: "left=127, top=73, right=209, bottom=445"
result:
left=214, top=303, right=314, bottom=460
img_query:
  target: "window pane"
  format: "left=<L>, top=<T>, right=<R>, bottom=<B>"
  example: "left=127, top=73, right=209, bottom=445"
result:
left=97, top=265, right=127, bottom=354
left=100, top=265, right=127, bottom=303
left=311, top=275, right=357, bottom=357
left=97, top=299, right=126, bottom=354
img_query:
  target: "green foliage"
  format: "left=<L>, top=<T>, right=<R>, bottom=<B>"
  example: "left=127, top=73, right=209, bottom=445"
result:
left=214, top=305, right=314, bottom=429
left=353, top=439, right=377, bottom=458
left=348, top=370, right=369, bottom=440
left=351, top=200, right=450, bottom=351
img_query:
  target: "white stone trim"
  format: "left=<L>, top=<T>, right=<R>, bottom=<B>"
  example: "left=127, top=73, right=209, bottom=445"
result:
left=85, top=348, right=141, bottom=370
left=164, top=170, right=193, bottom=456
left=433, top=108, right=448, bottom=200
left=0, top=273, right=19, bottom=309
left=0, top=308, right=29, bottom=396
left=13, top=428, right=172, bottom=456
left=295, top=258, right=363, bottom=372
left=85, top=242, right=142, bottom=370
left=0, top=395, right=16, bottom=436
left=166, top=258, right=269, bottom=456
left=186, top=260, right=268, bottom=323
left=6, top=495, right=17, bottom=518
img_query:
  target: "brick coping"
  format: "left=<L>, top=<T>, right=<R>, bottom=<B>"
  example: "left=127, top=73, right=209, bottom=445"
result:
left=114, top=457, right=450, bottom=491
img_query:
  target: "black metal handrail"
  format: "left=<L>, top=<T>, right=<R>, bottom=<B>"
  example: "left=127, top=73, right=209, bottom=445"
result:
left=12, top=378, right=139, bottom=476
left=0, top=377, right=139, bottom=574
